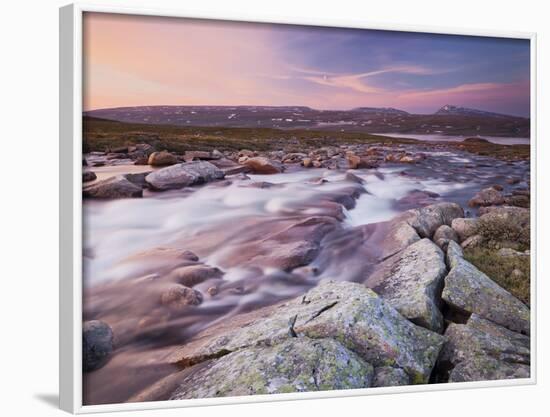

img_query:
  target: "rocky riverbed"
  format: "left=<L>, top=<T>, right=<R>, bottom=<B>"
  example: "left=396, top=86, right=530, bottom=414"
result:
left=81, top=139, right=531, bottom=405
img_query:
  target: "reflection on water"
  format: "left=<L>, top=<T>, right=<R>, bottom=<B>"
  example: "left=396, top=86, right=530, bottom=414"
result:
left=374, top=133, right=529, bottom=145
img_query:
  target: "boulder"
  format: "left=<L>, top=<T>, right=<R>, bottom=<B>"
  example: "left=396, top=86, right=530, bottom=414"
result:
left=302, top=158, right=313, bottom=168
left=145, top=161, right=224, bottom=191
left=468, top=187, right=505, bottom=207
left=170, top=338, right=374, bottom=399
left=344, top=172, right=365, bottom=184
left=433, top=225, right=459, bottom=250
left=282, top=153, right=308, bottom=163
left=148, top=151, right=178, bottom=167
left=442, top=241, right=530, bottom=335
left=183, top=151, right=217, bottom=162
left=243, top=157, right=284, bottom=174
left=451, top=218, right=478, bottom=242
left=83, top=320, right=114, bottom=372
left=504, top=194, right=530, bottom=208
left=83, top=175, right=143, bottom=199
left=238, top=149, right=255, bottom=158
left=168, top=265, right=224, bottom=287
left=244, top=240, right=320, bottom=271
left=379, top=219, right=421, bottom=260
left=82, top=171, right=97, bottom=182
left=400, top=202, right=464, bottom=238
left=477, top=206, right=530, bottom=231
left=134, top=156, right=149, bottom=165
left=168, top=281, right=446, bottom=384
left=222, top=165, right=250, bottom=176
left=124, top=172, right=151, bottom=188
left=477, top=205, right=529, bottom=221
left=373, top=367, right=410, bottom=387
left=160, top=284, right=203, bottom=309
left=439, top=314, right=530, bottom=382
left=366, top=239, right=447, bottom=333
left=399, top=155, right=416, bottom=163
left=346, top=153, right=361, bottom=169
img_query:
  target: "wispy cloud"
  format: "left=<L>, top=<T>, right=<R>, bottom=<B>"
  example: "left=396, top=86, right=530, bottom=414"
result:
left=287, top=65, right=443, bottom=95
left=399, top=82, right=502, bottom=99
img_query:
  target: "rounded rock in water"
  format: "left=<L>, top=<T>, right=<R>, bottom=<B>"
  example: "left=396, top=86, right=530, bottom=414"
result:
left=83, top=320, right=114, bottom=372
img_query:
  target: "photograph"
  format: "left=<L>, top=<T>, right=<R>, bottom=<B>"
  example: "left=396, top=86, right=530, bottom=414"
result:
left=80, top=11, right=532, bottom=407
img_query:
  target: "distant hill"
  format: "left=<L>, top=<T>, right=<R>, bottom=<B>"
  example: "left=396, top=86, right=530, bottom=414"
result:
left=85, top=104, right=529, bottom=137
left=352, top=107, right=409, bottom=115
left=434, top=104, right=516, bottom=118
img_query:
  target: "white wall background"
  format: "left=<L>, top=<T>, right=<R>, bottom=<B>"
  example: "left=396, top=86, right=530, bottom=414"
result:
left=1, top=0, right=547, bottom=415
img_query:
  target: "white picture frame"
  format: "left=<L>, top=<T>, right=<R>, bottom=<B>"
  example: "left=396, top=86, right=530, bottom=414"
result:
left=59, top=2, right=537, bottom=413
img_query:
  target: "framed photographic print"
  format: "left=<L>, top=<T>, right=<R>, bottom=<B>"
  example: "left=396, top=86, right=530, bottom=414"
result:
left=59, top=2, right=536, bottom=413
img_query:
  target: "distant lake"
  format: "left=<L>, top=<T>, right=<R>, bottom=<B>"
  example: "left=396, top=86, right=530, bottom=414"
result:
left=375, top=133, right=530, bottom=145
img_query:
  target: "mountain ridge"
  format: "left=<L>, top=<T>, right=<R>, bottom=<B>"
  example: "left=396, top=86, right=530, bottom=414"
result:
left=84, top=104, right=529, bottom=137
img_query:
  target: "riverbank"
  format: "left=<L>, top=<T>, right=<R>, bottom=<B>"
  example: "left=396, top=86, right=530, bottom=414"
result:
left=81, top=134, right=531, bottom=405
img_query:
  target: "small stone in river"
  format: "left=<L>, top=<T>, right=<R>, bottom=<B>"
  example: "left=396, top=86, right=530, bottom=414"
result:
left=207, top=286, right=219, bottom=297
left=169, top=264, right=223, bottom=287
left=83, top=320, right=114, bottom=372
left=83, top=171, right=97, bottom=182
left=160, top=284, right=203, bottom=309
left=148, top=151, right=178, bottom=167
left=83, top=175, right=143, bottom=199
left=345, top=172, right=365, bottom=184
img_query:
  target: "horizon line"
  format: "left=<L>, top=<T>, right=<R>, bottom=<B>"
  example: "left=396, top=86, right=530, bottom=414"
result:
left=83, top=103, right=530, bottom=118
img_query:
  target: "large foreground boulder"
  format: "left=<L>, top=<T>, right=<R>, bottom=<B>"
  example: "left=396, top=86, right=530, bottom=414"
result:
left=439, top=314, right=530, bottom=382
left=442, top=241, right=530, bottom=335
left=378, top=219, right=421, bottom=260
left=170, top=338, right=374, bottom=399
left=83, top=320, right=114, bottom=372
left=168, top=281, right=445, bottom=384
left=145, top=161, right=224, bottom=190
left=83, top=175, right=143, bottom=199
left=366, top=239, right=447, bottom=333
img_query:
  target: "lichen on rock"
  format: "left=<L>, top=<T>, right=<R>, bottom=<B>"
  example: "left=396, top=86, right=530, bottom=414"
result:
left=366, top=238, right=447, bottom=333
left=168, top=280, right=445, bottom=385
left=442, top=241, right=530, bottom=335
left=170, top=338, right=374, bottom=399
left=439, top=314, right=530, bottom=382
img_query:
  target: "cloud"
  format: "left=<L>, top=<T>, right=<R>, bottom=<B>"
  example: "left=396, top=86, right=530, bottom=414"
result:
left=399, top=82, right=502, bottom=99
left=288, top=65, right=442, bottom=95
left=83, top=12, right=529, bottom=116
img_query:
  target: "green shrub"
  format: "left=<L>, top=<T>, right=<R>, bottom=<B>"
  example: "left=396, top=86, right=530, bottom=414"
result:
left=474, top=215, right=530, bottom=251
left=464, top=248, right=530, bottom=306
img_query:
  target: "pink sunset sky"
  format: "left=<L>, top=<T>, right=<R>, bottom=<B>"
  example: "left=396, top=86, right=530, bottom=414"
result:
left=83, top=12, right=530, bottom=116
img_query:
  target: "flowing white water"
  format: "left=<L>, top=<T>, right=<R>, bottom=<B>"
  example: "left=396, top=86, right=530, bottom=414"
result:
left=83, top=162, right=477, bottom=286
